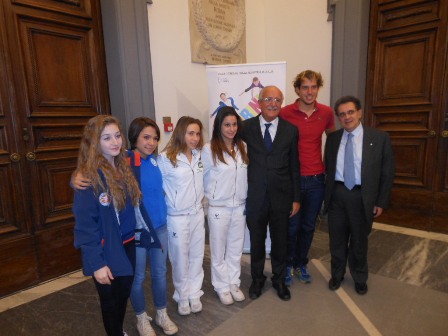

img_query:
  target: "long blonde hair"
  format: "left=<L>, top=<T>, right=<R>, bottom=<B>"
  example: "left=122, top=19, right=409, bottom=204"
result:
left=76, top=115, right=141, bottom=210
left=164, top=116, right=204, bottom=166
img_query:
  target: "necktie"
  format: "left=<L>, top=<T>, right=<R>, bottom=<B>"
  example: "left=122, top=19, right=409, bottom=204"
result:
left=264, top=123, right=273, bottom=151
left=344, top=132, right=356, bottom=190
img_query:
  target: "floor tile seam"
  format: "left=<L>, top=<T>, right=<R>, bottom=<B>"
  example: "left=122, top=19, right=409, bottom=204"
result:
left=372, top=222, right=448, bottom=243
left=312, top=259, right=382, bottom=336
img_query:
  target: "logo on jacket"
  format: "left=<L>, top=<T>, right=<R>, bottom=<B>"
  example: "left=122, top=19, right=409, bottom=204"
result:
left=151, top=157, right=157, bottom=166
left=99, top=192, right=111, bottom=206
left=214, top=213, right=220, bottom=220
left=197, top=161, right=203, bottom=173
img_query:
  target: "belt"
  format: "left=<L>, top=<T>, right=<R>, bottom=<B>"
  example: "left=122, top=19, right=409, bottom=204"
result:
left=302, top=173, right=324, bottom=178
left=335, top=181, right=361, bottom=189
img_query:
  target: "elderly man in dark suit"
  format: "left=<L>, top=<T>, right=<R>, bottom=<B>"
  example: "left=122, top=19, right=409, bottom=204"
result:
left=242, top=85, right=301, bottom=301
left=324, top=95, right=394, bottom=295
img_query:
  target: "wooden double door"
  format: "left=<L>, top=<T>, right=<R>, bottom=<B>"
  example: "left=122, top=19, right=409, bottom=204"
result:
left=365, top=0, right=448, bottom=233
left=0, top=0, right=109, bottom=296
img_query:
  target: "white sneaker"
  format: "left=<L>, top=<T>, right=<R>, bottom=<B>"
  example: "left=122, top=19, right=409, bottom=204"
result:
left=136, top=312, right=156, bottom=336
left=155, top=308, right=179, bottom=335
left=189, top=297, right=202, bottom=313
left=178, top=300, right=191, bottom=316
left=218, top=291, right=234, bottom=305
left=230, top=285, right=246, bottom=302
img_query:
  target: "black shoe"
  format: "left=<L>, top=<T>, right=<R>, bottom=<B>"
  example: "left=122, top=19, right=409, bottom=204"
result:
left=272, top=281, right=291, bottom=301
left=328, top=277, right=342, bottom=291
left=249, top=280, right=264, bottom=299
left=355, top=282, right=368, bottom=295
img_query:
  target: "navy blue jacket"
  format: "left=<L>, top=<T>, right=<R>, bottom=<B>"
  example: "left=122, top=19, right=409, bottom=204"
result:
left=73, top=169, right=160, bottom=276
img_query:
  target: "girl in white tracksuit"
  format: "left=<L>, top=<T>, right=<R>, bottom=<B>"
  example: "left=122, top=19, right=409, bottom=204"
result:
left=157, top=116, right=205, bottom=316
left=202, top=106, right=249, bottom=305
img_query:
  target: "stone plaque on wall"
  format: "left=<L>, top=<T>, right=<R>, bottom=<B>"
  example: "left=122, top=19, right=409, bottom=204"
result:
left=189, top=0, right=246, bottom=65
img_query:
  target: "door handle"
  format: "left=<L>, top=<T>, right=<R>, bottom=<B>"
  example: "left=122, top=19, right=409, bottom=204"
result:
left=26, top=152, right=36, bottom=161
left=442, top=130, right=448, bottom=138
left=10, top=153, right=21, bottom=162
left=427, top=130, right=436, bottom=137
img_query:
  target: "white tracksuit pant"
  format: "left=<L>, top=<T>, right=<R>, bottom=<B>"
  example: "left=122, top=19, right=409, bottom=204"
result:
left=167, top=209, right=205, bottom=302
left=208, top=204, right=246, bottom=293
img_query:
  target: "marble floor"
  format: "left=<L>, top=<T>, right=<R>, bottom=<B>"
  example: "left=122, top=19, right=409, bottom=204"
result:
left=0, top=219, right=447, bottom=335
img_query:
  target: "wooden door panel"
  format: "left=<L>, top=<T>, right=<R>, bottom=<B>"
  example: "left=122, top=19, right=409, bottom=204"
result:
left=35, top=224, right=80, bottom=281
left=17, top=16, right=100, bottom=116
left=33, top=124, right=85, bottom=152
left=391, top=137, right=431, bottom=187
left=32, top=156, right=77, bottom=229
left=377, top=1, right=439, bottom=31
left=433, top=193, right=448, bottom=232
left=375, top=108, right=430, bottom=130
left=0, top=163, right=22, bottom=235
left=0, top=238, right=39, bottom=297
left=375, top=107, right=434, bottom=188
left=0, top=124, right=8, bottom=145
left=366, top=0, right=448, bottom=233
left=373, top=31, right=435, bottom=105
left=11, top=0, right=92, bottom=18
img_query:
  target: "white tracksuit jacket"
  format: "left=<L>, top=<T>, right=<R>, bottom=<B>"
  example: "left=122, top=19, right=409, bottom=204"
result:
left=202, top=143, right=248, bottom=207
left=157, top=149, right=204, bottom=215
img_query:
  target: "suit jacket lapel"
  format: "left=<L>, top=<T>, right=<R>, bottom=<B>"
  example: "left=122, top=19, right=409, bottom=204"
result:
left=333, top=130, right=344, bottom=169
left=252, top=115, right=267, bottom=150
left=361, top=127, right=376, bottom=184
left=272, top=118, right=283, bottom=150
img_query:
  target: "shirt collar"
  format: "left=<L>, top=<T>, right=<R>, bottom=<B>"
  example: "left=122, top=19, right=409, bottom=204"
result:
left=344, top=122, right=363, bottom=137
left=259, top=114, right=279, bottom=128
left=295, top=98, right=319, bottom=113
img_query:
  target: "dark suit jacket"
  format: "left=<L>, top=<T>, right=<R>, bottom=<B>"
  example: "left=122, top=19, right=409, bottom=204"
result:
left=324, top=126, right=395, bottom=225
left=242, top=116, right=300, bottom=217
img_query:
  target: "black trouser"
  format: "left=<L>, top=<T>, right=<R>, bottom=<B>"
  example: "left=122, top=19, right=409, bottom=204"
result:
left=93, top=240, right=135, bottom=336
left=328, top=183, right=370, bottom=284
left=247, top=194, right=289, bottom=284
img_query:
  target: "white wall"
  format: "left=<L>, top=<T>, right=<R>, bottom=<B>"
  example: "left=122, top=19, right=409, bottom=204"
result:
left=147, top=0, right=332, bottom=149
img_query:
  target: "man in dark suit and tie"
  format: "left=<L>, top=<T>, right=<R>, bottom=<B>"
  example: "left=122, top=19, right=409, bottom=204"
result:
left=242, top=85, right=301, bottom=301
left=324, top=95, right=394, bottom=295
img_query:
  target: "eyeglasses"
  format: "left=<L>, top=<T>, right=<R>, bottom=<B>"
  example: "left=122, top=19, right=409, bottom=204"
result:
left=261, top=97, right=282, bottom=104
left=337, top=109, right=357, bottom=118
